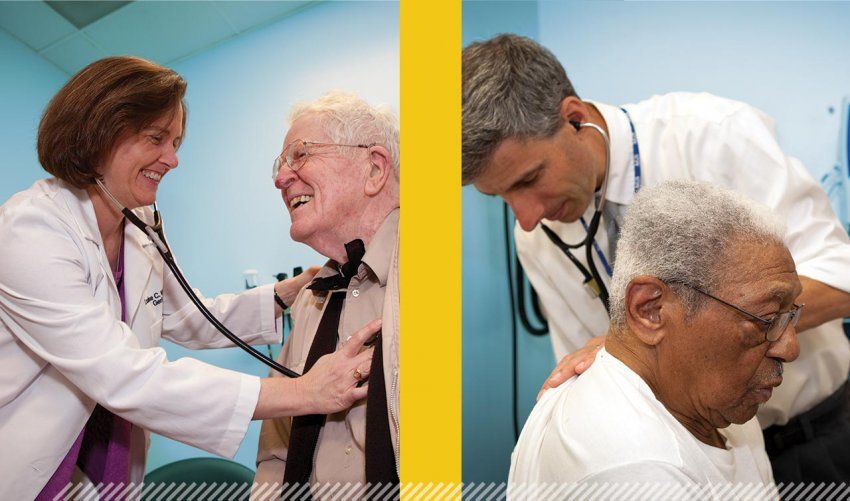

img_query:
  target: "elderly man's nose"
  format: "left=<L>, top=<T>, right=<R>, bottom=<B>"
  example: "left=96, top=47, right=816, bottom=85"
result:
left=275, top=165, right=297, bottom=190
left=767, top=323, right=800, bottom=363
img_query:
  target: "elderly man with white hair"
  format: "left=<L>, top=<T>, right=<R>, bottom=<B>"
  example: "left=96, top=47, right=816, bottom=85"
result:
left=253, top=91, right=400, bottom=497
left=509, top=181, right=801, bottom=489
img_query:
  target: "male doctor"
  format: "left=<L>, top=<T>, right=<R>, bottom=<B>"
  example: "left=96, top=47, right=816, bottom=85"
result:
left=462, top=34, right=850, bottom=481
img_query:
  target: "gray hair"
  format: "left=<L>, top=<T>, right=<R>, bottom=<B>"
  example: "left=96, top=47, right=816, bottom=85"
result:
left=462, top=34, right=578, bottom=184
left=609, top=181, right=787, bottom=327
left=289, top=90, right=399, bottom=176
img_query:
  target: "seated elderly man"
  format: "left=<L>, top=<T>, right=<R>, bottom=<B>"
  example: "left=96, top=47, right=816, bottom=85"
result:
left=253, top=91, right=399, bottom=497
left=510, top=181, right=801, bottom=487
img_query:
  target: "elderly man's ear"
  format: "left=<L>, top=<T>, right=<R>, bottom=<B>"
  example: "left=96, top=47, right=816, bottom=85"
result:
left=625, top=276, right=676, bottom=346
left=364, top=145, right=393, bottom=196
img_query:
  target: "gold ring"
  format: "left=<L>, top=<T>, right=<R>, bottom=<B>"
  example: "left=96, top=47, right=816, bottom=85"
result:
left=353, top=369, right=363, bottom=381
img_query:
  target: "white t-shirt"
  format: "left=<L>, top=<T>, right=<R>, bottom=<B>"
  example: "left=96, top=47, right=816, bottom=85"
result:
left=515, top=92, right=850, bottom=427
left=509, top=349, right=774, bottom=496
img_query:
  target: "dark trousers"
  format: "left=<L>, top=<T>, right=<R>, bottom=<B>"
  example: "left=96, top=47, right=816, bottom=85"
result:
left=764, top=380, right=850, bottom=483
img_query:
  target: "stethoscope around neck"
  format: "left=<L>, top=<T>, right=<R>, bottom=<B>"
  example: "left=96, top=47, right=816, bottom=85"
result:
left=95, top=178, right=300, bottom=378
left=538, top=120, right=613, bottom=314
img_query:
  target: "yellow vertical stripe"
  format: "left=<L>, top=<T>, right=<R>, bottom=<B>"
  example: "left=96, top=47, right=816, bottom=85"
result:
left=400, top=0, right=462, bottom=487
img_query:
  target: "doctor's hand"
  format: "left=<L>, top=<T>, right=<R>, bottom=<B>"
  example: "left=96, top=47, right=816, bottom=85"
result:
left=273, top=266, right=322, bottom=311
left=253, top=319, right=379, bottom=420
left=298, top=318, right=380, bottom=414
left=537, top=335, right=605, bottom=401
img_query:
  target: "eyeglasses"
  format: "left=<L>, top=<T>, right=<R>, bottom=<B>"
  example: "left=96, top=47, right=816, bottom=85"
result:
left=667, top=281, right=803, bottom=343
left=272, top=140, right=374, bottom=180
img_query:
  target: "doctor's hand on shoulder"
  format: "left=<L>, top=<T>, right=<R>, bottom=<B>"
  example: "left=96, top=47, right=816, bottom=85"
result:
left=253, top=319, right=380, bottom=419
left=273, top=266, right=322, bottom=312
left=537, top=334, right=605, bottom=400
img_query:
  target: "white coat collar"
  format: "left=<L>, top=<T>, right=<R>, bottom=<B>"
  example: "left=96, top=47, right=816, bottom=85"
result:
left=122, top=216, right=158, bottom=327
left=54, top=179, right=158, bottom=326
left=54, top=179, right=153, bottom=251
left=54, top=179, right=105, bottom=248
left=586, top=100, right=638, bottom=206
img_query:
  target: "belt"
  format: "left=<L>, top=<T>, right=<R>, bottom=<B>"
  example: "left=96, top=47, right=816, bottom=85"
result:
left=763, top=380, right=850, bottom=456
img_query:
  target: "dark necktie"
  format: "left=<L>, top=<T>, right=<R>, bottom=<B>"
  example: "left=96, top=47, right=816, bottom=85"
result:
left=282, top=240, right=365, bottom=493
left=307, top=240, right=366, bottom=292
left=365, top=332, right=399, bottom=488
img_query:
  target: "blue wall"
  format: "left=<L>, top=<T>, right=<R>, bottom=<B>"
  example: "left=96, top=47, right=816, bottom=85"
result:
left=462, top=0, right=850, bottom=482
left=0, top=1, right=398, bottom=473
left=0, top=29, right=67, bottom=202
left=538, top=0, right=850, bottom=183
left=462, top=0, right=553, bottom=483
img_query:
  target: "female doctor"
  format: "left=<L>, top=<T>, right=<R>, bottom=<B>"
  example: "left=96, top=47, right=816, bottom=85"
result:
left=0, top=56, right=378, bottom=499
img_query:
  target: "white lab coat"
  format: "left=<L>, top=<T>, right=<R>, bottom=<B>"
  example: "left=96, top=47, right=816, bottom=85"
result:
left=0, top=178, right=279, bottom=499
left=516, top=92, right=850, bottom=428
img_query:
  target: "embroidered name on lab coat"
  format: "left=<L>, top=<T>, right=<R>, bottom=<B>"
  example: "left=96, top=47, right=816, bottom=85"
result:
left=144, top=291, right=163, bottom=307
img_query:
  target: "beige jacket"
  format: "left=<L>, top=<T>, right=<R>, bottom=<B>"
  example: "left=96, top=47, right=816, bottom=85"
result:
left=254, top=209, right=400, bottom=496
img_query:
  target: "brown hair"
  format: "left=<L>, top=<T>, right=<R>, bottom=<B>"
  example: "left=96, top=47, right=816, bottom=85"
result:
left=37, top=56, right=187, bottom=188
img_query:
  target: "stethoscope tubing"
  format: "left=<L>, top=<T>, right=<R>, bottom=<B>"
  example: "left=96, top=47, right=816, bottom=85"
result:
left=582, top=208, right=610, bottom=312
left=539, top=121, right=613, bottom=313
left=95, top=179, right=301, bottom=378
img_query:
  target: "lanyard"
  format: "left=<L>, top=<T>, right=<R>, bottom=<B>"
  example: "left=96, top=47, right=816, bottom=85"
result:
left=580, top=216, right=613, bottom=277
left=621, top=107, right=642, bottom=193
left=583, top=107, right=643, bottom=278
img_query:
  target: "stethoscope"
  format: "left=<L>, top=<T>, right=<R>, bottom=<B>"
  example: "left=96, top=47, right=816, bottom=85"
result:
left=95, top=178, right=300, bottom=378
left=539, top=108, right=642, bottom=315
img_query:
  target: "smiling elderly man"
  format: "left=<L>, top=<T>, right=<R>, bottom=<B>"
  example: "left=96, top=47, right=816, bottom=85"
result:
left=253, top=91, right=400, bottom=497
left=509, top=181, right=801, bottom=489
